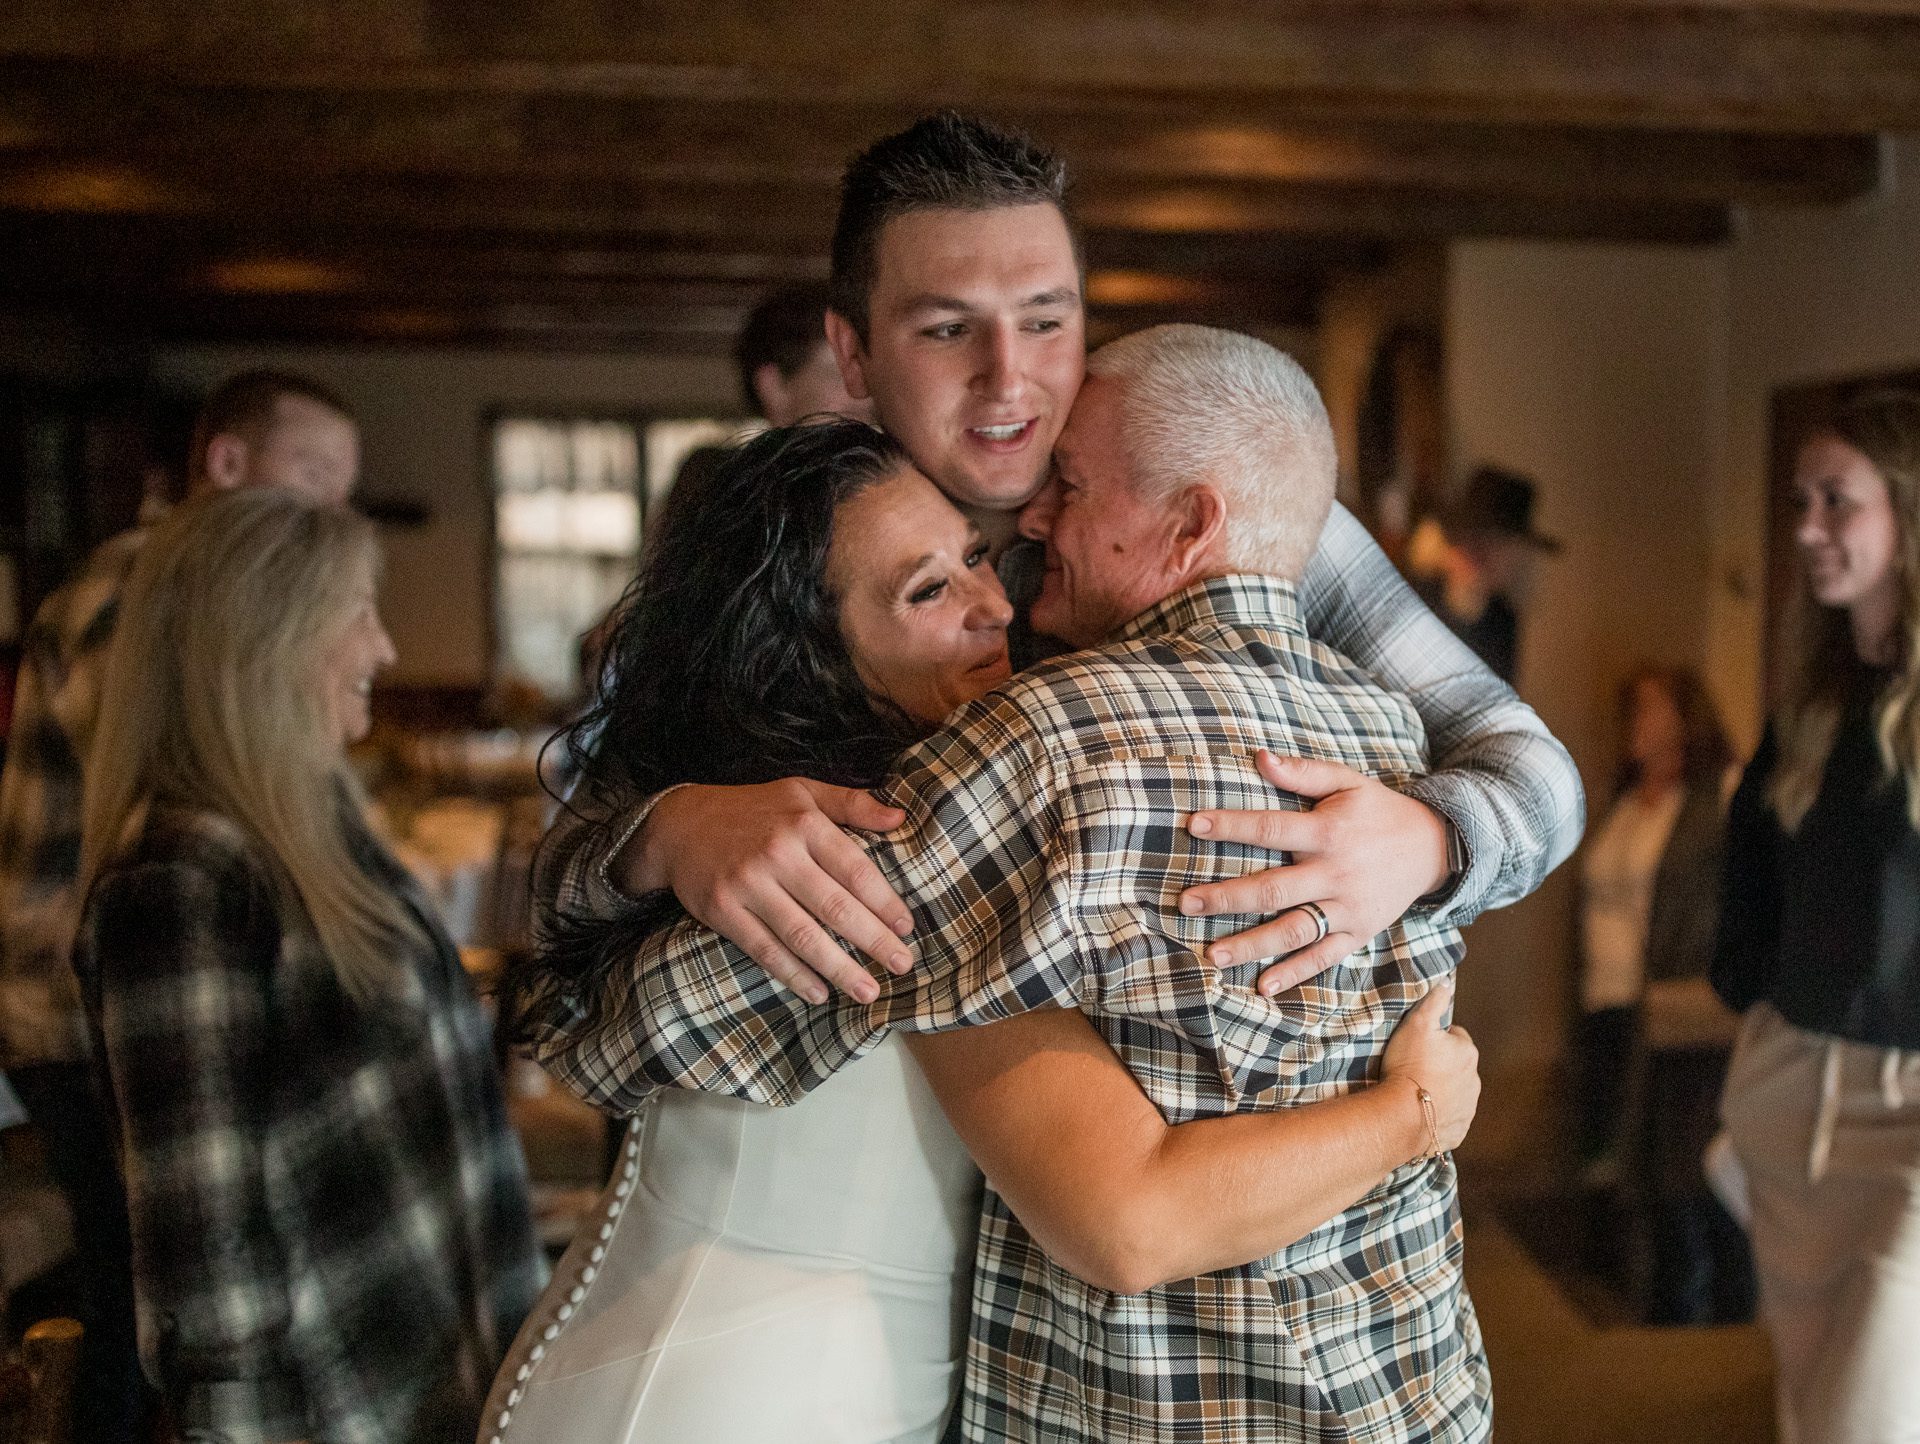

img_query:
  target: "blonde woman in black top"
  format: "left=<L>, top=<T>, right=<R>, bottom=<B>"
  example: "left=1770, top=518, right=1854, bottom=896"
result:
left=1713, top=390, right=1920, bottom=1443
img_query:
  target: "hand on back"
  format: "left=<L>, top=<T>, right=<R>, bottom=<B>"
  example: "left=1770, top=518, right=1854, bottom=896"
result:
left=1180, top=751, right=1454, bottom=995
left=1381, top=980, right=1479, bottom=1157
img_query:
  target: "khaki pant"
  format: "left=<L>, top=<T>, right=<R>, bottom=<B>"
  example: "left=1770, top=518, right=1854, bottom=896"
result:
left=1721, top=1005, right=1920, bottom=1444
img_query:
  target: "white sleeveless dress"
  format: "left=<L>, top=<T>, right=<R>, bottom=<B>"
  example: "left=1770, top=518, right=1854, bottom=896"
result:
left=478, top=1036, right=982, bottom=1444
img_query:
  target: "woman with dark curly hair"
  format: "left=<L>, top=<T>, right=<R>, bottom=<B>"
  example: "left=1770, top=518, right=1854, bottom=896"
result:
left=487, top=418, right=1479, bottom=1444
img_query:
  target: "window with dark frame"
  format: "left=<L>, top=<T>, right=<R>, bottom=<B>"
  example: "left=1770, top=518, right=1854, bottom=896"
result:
left=489, top=412, right=752, bottom=703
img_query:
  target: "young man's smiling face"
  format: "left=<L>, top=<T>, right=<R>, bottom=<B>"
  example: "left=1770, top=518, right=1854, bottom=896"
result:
left=827, top=202, right=1086, bottom=515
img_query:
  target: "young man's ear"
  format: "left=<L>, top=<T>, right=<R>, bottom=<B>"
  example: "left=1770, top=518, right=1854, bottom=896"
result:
left=1165, top=484, right=1228, bottom=578
left=824, top=309, right=874, bottom=403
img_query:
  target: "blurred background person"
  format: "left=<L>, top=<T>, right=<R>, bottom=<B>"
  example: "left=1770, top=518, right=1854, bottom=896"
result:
left=1575, top=664, right=1749, bottom=1324
left=1408, top=464, right=1559, bottom=684
left=734, top=282, right=873, bottom=426
left=1714, top=389, right=1920, bottom=1443
left=74, top=489, right=542, bottom=1444
left=662, top=283, right=875, bottom=543
left=0, top=368, right=358, bottom=1441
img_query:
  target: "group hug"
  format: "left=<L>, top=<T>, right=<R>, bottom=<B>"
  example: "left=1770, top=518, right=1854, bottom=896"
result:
left=9, top=103, right=1919, bottom=1444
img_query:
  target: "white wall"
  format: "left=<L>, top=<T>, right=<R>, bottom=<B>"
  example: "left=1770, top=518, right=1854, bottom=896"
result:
left=1440, top=137, right=1920, bottom=1162
left=151, top=346, right=737, bottom=686
left=1444, top=242, right=1727, bottom=1150
left=1708, top=135, right=1920, bottom=750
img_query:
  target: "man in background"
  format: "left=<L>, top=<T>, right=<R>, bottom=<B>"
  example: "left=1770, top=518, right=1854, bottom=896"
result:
left=0, top=368, right=358, bottom=1441
left=1408, top=465, right=1560, bottom=685
left=734, top=282, right=873, bottom=426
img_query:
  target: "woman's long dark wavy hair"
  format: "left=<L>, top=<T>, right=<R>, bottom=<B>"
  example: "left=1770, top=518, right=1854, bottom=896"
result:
left=502, top=419, right=922, bottom=1042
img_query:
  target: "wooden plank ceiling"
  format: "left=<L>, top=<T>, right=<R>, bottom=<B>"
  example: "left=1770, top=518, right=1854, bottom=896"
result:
left=0, top=0, right=1912, bottom=353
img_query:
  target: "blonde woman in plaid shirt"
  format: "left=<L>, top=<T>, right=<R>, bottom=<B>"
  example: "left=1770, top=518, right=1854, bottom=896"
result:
left=73, top=490, right=542, bottom=1444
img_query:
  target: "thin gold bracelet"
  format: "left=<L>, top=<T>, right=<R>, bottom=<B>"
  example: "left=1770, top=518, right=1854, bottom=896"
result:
left=1416, top=1085, right=1441, bottom=1161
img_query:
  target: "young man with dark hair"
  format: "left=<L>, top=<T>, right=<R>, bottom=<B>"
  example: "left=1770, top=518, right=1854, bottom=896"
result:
left=731, top=284, right=870, bottom=426
left=827, top=110, right=1077, bottom=341
left=0, top=368, right=359, bottom=1441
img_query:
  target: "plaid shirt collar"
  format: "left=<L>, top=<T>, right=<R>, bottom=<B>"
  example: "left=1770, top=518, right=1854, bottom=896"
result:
left=1111, top=573, right=1307, bottom=649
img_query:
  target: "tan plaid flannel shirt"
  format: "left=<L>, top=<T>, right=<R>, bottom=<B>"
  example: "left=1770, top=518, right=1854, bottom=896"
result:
left=0, top=527, right=144, bottom=1067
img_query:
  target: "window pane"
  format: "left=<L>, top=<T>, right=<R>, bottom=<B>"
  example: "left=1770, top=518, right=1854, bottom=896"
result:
left=497, top=551, right=631, bottom=700
left=492, top=413, right=754, bottom=704
left=491, top=415, right=644, bottom=703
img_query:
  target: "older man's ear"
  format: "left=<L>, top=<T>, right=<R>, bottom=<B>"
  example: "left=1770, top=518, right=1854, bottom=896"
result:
left=1164, top=483, right=1229, bottom=582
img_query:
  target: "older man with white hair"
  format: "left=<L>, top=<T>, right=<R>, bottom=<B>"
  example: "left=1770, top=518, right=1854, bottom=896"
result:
left=1019, top=323, right=1343, bottom=646
left=538, top=324, right=1491, bottom=1443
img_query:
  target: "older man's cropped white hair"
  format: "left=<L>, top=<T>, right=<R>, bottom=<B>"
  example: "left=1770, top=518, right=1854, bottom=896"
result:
left=1086, top=324, right=1336, bottom=580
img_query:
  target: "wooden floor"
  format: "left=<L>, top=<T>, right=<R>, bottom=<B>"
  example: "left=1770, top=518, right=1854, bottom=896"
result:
left=1463, top=1211, right=1775, bottom=1443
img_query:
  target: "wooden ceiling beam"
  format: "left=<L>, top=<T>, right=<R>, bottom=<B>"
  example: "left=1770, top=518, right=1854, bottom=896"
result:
left=5, top=1, right=1919, bottom=132
left=13, top=271, right=1321, bottom=332
left=0, top=213, right=836, bottom=283
left=0, top=211, right=1362, bottom=310
left=0, top=160, right=842, bottom=245
left=20, top=286, right=1325, bottom=353
left=0, top=152, right=1735, bottom=249
left=0, top=63, right=1882, bottom=208
left=0, top=212, right=1376, bottom=293
left=0, top=217, right=1325, bottom=346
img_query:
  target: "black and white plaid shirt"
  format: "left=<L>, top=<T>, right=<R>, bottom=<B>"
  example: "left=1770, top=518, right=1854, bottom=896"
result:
left=77, top=802, right=545, bottom=1444
left=534, top=576, right=1492, bottom=1442
left=0, top=527, right=144, bottom=1068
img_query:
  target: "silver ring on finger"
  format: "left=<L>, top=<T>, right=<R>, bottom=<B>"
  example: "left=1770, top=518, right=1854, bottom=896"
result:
left=1298, top=900, right=1330, bottom=945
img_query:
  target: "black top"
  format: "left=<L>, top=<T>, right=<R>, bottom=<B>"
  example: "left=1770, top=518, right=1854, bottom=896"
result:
left=1411, top=575, right=1518, bottom=684
left=1712, top=685, right=1920, bottom=1049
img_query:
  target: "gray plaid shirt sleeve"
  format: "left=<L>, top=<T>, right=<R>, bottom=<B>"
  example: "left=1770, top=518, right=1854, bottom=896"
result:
left=1301, top=502, right=1585, bottom=924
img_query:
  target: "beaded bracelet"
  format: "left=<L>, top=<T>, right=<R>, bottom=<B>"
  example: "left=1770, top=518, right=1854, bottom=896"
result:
left=1416, top=1085, right=1441, bottom=1160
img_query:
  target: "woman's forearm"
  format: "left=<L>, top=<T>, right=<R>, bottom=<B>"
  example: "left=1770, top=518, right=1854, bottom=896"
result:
left=907, top=1010, right=1426, bottom=1296
left=1123, top=1077, right=1426, bottom=1287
